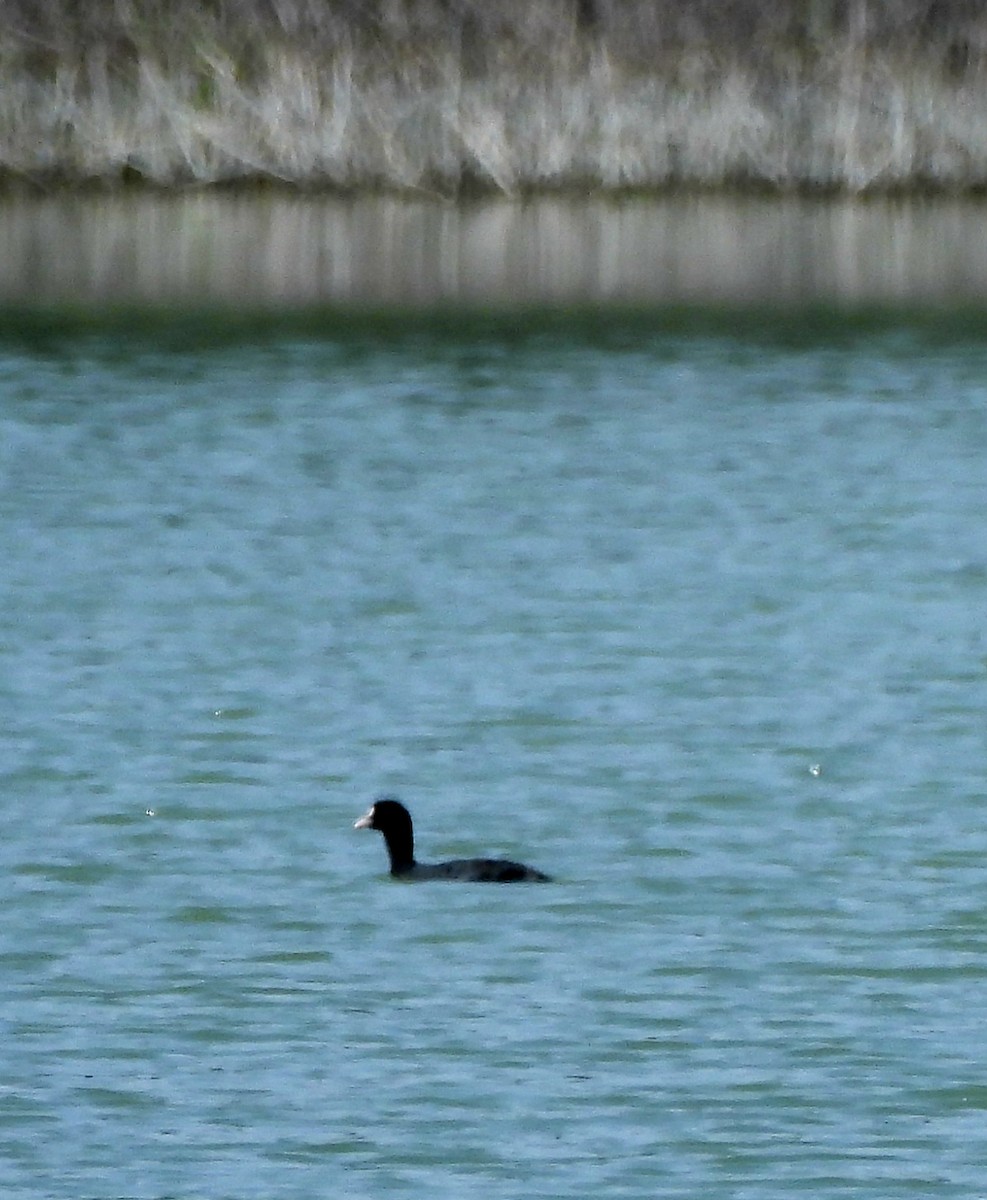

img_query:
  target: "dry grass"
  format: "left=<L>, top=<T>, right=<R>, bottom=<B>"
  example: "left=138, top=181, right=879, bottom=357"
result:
left=2, top=0, right=987, bottom=192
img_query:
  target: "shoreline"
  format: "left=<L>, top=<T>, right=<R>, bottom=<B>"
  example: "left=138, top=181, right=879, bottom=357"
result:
left=8, top=174, right=987, bottom=203
left=4, top=1, right=987, bottom=196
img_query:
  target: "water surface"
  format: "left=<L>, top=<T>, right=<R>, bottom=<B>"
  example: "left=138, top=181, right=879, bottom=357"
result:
left=1, top=312, right=987, bottom=1197
left=4, top=193, right=987, bottom=307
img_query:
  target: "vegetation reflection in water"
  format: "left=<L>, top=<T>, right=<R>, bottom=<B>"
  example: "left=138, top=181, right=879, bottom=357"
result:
left=4, top=194, right=987, bottom=311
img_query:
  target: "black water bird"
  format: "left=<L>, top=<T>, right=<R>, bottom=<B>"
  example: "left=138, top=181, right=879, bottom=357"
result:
left=354, top=797, right=551, bottom=882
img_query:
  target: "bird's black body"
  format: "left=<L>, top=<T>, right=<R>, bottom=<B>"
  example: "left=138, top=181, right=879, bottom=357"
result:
left=354, top=797, right=551, bottom=883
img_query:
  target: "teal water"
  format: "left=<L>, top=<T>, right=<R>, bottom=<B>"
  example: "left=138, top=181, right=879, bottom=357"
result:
left=2, top=313, right=987, bottom=1197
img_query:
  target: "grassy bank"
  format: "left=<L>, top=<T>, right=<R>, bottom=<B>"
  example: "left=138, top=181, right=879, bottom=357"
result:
left=3, top=0, right=987, bottom=194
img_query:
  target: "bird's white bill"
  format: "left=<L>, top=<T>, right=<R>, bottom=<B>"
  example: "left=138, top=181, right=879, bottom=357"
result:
left=354, top=808, right=375, bottom=829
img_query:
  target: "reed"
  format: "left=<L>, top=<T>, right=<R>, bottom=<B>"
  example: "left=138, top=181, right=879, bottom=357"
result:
left=2, top=0, right=986, bottom=193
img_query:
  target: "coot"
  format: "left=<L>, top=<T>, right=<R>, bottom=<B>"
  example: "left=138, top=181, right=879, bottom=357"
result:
left=354, top=797, right=551, bottom=882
